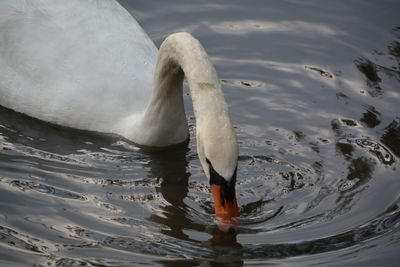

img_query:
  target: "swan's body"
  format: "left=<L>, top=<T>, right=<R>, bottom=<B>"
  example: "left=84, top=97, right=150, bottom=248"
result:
left=0, top=0, right=239, bottom=230
left=0, top=1, right=157, bottom=138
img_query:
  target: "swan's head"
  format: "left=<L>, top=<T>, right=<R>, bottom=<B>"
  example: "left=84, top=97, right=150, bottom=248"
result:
left=196, top=115, right=239, bottom=232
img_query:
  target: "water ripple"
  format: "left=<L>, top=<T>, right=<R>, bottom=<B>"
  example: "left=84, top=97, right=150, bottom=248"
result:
left=9, top=180, right=86, bottom=200
left=242, top=207, right=400, bottom=259
left=338, top=138, right=395, bottom=165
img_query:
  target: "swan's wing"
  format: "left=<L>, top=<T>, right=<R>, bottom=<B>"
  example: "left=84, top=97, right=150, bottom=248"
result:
left=0, top=0, right=157, bottom=134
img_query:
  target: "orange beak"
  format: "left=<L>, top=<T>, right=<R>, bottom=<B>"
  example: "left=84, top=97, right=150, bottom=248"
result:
left=211, top=184, right=239, bottom=232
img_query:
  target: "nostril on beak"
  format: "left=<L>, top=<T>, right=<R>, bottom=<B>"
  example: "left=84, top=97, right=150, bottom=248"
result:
left=227, top=226, right=236, bottom=234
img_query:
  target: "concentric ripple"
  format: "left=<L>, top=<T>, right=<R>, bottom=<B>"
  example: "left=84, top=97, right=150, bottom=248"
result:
left=1, top=0, right=400, bottom=266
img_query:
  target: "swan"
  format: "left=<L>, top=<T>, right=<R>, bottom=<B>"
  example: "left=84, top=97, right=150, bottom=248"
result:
left=0, top=1, right=239, bottom=231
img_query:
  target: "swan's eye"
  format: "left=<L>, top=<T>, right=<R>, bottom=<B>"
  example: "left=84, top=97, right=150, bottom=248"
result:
left=206, top=158, right=237, bottom=202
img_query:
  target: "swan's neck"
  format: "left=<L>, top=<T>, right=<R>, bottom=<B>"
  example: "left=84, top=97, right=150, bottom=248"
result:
left=131, top=32, right=232, bottom=151
left=130, top=44, right=188, bottom=147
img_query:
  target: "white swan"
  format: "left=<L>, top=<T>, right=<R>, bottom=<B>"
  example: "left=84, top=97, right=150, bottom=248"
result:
left=0, top=0, right=239, bottom=230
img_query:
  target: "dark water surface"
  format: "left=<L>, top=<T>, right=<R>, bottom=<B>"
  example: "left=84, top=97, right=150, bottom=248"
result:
left=1, top=1, right=400, bottom=266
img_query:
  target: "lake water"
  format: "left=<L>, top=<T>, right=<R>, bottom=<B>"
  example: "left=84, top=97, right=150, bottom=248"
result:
left=1, top=0, right=400, bottom=266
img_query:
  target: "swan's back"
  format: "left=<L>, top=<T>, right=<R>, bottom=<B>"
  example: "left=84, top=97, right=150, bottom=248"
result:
left=0, top=0, right=157, bottom=134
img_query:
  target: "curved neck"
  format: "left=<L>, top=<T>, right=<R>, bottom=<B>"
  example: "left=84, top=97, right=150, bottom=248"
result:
left=133, top=32, right=231, bottom=149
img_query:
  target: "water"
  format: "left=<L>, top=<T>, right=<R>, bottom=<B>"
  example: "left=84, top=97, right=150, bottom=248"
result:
left=1, top=0, right=400, bottom=266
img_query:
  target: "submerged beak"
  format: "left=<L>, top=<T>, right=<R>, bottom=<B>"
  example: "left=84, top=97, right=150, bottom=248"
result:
left=211, top=184, right=239, bottom=233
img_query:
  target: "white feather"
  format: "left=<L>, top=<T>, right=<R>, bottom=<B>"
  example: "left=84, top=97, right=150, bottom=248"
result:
left=0, top=0, right=157, bottom=133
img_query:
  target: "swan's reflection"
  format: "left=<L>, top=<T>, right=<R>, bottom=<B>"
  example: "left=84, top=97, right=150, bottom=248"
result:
left=144, top=144, right=243, bottom=265
left=203, top=226, right=243, bottom=266
left=144, top=144, right=197, bottom=240
left=205, top=225, right=242, bottom=247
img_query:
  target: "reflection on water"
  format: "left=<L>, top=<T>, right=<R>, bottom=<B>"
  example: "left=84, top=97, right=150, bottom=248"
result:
left=1, top=0, right=400, bottom=266
left=355, top=58, right=383, bottom=96
left=360, top=105, right=381, bottom=128
left=382, top=120, right=400, bottom=158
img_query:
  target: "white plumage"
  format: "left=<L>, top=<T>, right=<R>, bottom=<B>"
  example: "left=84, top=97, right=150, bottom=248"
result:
left=0, top=0, right=157, bottom=134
